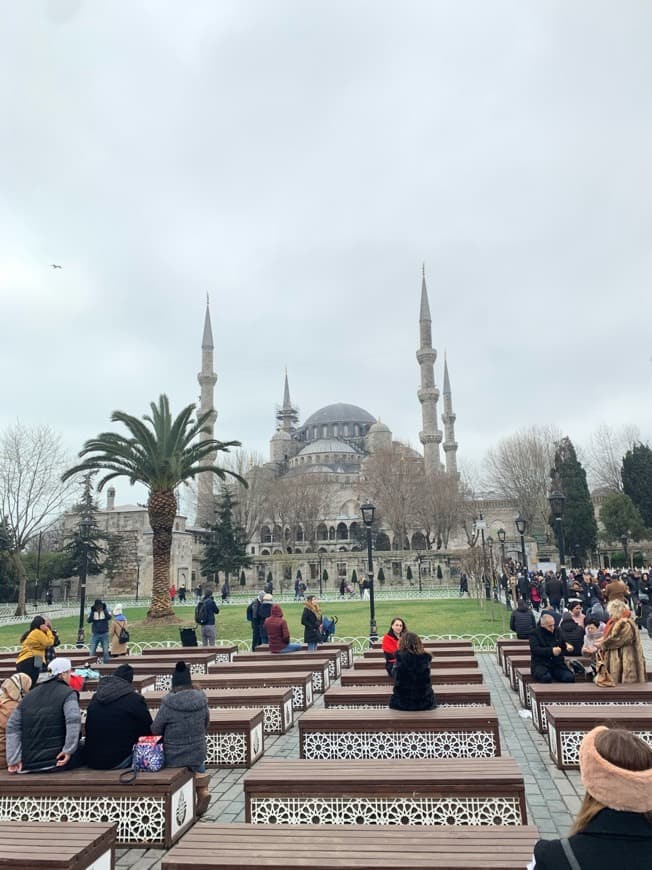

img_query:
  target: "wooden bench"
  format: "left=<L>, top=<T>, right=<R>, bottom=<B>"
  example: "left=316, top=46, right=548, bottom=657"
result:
left=161, top=823, right=541, bottom=870
left=364, top=646, right=475, bottom=659
left=243, top=758, right=527, bottom=825
left=235, top=649, right=341, bottom=680
left=371, top=639, right=474, bottom=650
left=95, top=660, right=210, bottom=690
left=137, top=644, right=238, bottom=663
left=500, top=644, right=531, bottom=677
left=0, top=822, right=115, bottom=870
left=192, top=671, right=313, bottom=710
left=506, top=656, right=591, bottom=692
left=546, top=704, right=652, bottom=769
left=0, top=768, right=195, bottom=848
left=256, top=641, right=354, bottom=668
left=298, top=707, right=501, bottom=759
left=206, top=708, right=264, bottom=767
left=528, top=682, right=652, bottom=733
left=75, top=672, right=157, bottom=694
left=495, top=638, right=527, bottom=668
left=208, top=658, right=331, bottom=694
left=80, top=686, right=294, bottom=734
left=353, top=655, right=478, bottom=671
left=324, top=685, right=492, bottom=708
left=341, top=668, right=483, bottom=687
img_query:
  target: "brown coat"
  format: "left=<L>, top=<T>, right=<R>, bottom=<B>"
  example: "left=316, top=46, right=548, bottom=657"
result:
left=601, top=617, right=647, bottom=683
left=110, top=619, right=129, bottom=656
left=0, top=697, right=19, bottom=768
left=604, top=579, right=628, bottom=603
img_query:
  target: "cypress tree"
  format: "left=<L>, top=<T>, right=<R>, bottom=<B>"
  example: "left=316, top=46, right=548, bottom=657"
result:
left=622, top=443, right=652, bottom=527
left=201, top=487, right=252, bottom=584
left=550, top=437, right=597, bottom=561
left=599, top=493, right=646, bottom=542
left=377, top=567, right=385, bottom=585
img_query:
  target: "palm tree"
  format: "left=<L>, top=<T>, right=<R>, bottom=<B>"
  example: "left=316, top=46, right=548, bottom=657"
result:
left=62, top=395, right=245, bottom=619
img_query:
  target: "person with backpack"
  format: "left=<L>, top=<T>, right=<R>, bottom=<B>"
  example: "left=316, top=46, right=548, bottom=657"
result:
left=195, top=590, right=219, bottom=646
left=88, top=599, right=112, bottom=664
left=246, top=591, right=265, bottom=649
left=110, top=604, right=129, bottom=657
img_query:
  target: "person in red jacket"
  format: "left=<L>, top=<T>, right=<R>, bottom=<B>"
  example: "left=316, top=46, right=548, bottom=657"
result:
left=381, top=617, right=407, bottom=676
left=264, top=605, right=302, bottom=654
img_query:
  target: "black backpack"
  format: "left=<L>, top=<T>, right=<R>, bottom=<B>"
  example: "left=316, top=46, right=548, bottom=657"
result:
left=195, top=600, right=208, bottom=625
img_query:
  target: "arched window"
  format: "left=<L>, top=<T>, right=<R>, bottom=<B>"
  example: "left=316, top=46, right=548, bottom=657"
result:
left=261, top=525, right=272, bottom=544
left=295, top=525, right=304, bottom=542
left=317, top=523, right=328, bottom=540
left=272, top=525, right=282, bottom=543
left=284, top=527, right=291, bottom=541
left=322, top=425, right=328, bottom=438
left=349, top=521, right=359, bottom=539
left=376, top=531, right=391, bottom=551
left=411, top=532, right=427, bottom=550
left=261, top=548, right=270, bottom=556
left=328, top=526, right=336, bottom=540
left=343, top=424, right=349, bottom=437
left=336, top=522, right=348, bottom=541
left=333, top=424, right=338, bottom=437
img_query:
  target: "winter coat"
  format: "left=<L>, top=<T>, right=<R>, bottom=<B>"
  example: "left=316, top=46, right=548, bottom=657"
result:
left=264, top=605, right=291, bottom=653
left=88, top=604, right=111, bottom=636
left=389, top=652, right=436, bottom=711
left=151, top=687, right=209, bottom=771
left=545, top=577, right=563, bottom=602
left=110, top=618, right=129, bottom=656
left=529, top=624, right=568, bottom=670
left=600, top=616, right=647, bottom=683
left=532, top=808, right=652, bottom=869
left=9, top=677, right=79, bottom=771
left=84, top=675, right=152, bottom=769
left=199, top=596, right=219, bottom=626
left=15, top=628, right=54, bottom=666
left=509, top=608, right=536, bottom=639
left=381, top=632, right=400, bottom=676
left=301, top=606, right=322, bottom=645
left=559, top=616, right=585, bottom=656
left=604, top=579, right=628, bottom=603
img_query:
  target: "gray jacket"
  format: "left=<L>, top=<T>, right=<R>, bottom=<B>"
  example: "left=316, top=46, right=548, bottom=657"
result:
left=151, top=688, right=208, bottom=771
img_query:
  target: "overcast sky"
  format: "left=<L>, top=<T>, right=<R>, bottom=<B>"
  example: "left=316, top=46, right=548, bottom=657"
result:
left=1, top=0, right=651, bottom=513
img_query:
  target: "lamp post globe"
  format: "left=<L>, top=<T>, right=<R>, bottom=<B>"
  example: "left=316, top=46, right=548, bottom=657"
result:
left=514, top=514, right=528, bottom=577
left=360, top=502, right=377, bottom=643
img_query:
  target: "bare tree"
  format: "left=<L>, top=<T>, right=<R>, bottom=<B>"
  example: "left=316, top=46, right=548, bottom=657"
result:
left=220, top=449, right=269, bottom=543
left=583, top=424, right=640, bottom=493
left=362, top=442, right=420, bottom=549
left=483, top=425, right=561, bottom=531
left=0, top=422, right=78, bottom=614
left=412, top=471, right=465, bottom=549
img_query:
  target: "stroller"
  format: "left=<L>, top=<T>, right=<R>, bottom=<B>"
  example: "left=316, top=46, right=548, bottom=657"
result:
left=321, top=615, right=338, bottom=643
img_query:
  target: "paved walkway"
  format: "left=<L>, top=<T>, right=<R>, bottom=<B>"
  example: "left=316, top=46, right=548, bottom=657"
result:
left=115, top=631, right=652, bottom=869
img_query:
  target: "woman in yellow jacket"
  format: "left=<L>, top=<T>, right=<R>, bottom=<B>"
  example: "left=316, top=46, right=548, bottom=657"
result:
left=16, top=616, right=55, bottom=687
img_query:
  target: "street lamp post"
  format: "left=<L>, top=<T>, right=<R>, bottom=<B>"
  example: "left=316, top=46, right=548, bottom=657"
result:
left=76, top=516, right=92, bottom=648
left=361, top=503, right=377, bottom=643
left=497, top=528, right=506, bottom=571
left=620, top=533, right=629, bottom=567
left=515, top=514, right=528, bottom=580
left=548, top=489, right=567, bottom=594
left=487, top=536, right=498, bottom=601
left=497, top=527, right=510, bottom=609
left=318, top=554, right=323, bottom=596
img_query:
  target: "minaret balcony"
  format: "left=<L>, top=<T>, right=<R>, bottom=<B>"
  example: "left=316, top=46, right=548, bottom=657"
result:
left=443, top=441, right=458, bottom=452
left=416, top=349, right=437, bottom=366
left=417, top=387, right=440, bottom=404
left=419, top=430, right=443, bottom=445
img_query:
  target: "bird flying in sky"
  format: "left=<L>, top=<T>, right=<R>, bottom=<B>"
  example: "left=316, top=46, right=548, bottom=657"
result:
left=50, top=264, right=62, bottom=269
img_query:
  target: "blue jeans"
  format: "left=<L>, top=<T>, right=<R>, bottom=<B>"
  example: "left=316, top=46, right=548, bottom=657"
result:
left=89, top=632, right=110, bottom=663
left=307, top=642, right=318, bottom=651
left=280, top=643, right=302, bottom=654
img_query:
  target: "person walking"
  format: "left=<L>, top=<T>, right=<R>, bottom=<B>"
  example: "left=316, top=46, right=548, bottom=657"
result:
left=84, top=664, right=152, bottom=769
left=88, top=599, right=112, bottom=664
left=389, top=632, right=437, bottom=711
left=530, top=727, right=652, bottom=868
left=15, top=616, right=55, bottom=687
left=110, top=604, right=129, bottom=657
left=246, top=591, right=265, bottom=649
left=196, top=589, right=220, bottom=647
left=256, top=593, right=273, bottom=645
left=301, top=595, right=322, bottom=651
left=152, top=662, right=210, bottom=815
left=509, top=599, right=536, bottom=639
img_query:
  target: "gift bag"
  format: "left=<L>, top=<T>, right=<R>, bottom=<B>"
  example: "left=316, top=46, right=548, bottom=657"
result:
left=132, top=736, right=165, bottom=771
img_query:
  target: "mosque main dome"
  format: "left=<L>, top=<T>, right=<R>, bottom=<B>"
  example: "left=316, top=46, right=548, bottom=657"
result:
left=297, top=403, right=376, bottom=445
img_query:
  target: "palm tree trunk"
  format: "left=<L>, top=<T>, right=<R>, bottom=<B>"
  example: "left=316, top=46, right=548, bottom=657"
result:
left=147, top=488, right=177, bottom=619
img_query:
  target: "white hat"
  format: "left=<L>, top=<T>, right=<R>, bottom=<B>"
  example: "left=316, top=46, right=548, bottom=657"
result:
left=48, top=657, right=72, bottom=676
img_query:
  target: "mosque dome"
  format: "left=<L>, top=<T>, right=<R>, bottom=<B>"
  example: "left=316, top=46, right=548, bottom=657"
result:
left=303, top=403, right=375, bottom=428
left=271, top=429, right=292, bottom=441
left=298, top=438, right=358, bottom=457
left=368, top=418, right=391, bottom=433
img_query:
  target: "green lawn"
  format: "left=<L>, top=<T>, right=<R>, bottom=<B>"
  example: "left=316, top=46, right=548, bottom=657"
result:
left=0, top=598, right=511, bottom=650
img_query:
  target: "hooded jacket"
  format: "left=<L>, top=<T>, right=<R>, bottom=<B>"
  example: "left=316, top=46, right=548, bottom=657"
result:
left=84, top=675, right=152, bottom=769
left=264, top=605, right=291, bottom=653
left=151, top=687, right=209, bottom=770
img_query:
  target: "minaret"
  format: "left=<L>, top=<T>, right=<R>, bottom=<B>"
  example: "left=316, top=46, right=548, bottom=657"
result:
left=416, top=266, right=442, bottom=474
left=196, top=297, right=218, bottom=527
left=276, top=369, right=299, bottom=433
left=441, top=355, right=459, bottom=477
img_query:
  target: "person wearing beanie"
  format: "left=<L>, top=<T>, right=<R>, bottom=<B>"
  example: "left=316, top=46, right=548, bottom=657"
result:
left=0, top=673, right=31, bottom=768
left=110, top=604, right=129, bottom=658
left=5, top=658, right=83, bottom=772
left=152, top=662, right=211, bottom=815
left=256, top=593, right=273, bottom=645
left=84, top=663, right=152, bottom=770
left=264, top=604, right=302, bottom=654
left=87, top=599, right=112, bottom=664
left=530, top=727, right=652, bottom=868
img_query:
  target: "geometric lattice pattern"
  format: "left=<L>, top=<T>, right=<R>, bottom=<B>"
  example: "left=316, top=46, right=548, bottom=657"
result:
left=216, top=703, right=281, bottom=734
left=215, top=653, right=233, bottom=663
left=312, top=672, right=325, bottom=693
left=249, top=795, right=523, bottom=826
left=559, top=728, right=652, bottom=767
left=301, top=729, right=497, bottom=760
left=154, top=664, right=206, bottom=691
left=206, top=731, right=247, bottom=765
left=537, top=700, right=651, bottom=732
left=327, top=703, right=486, bottom=710
left=0, top=794, right=166, bottom=845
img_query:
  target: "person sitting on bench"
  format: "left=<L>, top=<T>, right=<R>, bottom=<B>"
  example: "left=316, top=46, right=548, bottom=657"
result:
left=529, top=613, right=575, bottom=684
left=5, top=657, right=83, bottom=772
left=389, top=631, right=437, bottom=711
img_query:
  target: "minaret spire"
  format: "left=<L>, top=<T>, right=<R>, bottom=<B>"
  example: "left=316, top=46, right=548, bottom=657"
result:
left=442, top=354, right=459, bottom=477
left=196, top=297, right=218, bottom=527
left=416, top=267, right=442, bottom=474
left=276, top=369, right=299, bottom=432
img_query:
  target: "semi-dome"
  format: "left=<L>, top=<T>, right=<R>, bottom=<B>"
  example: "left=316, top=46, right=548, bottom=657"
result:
left=298, top=438, right=358, bottom=456
left=302, top=403, right=375, bottom=428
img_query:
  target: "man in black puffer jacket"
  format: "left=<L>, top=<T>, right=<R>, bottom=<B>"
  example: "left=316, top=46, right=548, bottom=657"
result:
left=509, top=599, right=536, bottom=639
left=85, top=664, right=152, bottom=769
